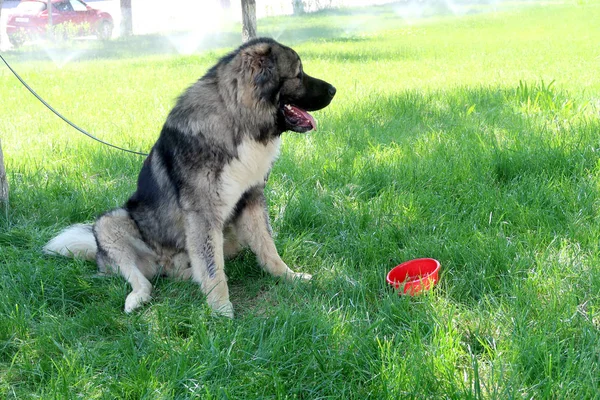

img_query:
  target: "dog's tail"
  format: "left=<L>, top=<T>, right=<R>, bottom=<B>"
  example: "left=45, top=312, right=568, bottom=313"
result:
left=43, top=223, right=97, bottom=261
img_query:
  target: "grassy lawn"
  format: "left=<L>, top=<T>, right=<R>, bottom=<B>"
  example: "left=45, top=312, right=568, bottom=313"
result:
left=2, top=1, right=600, bottom=398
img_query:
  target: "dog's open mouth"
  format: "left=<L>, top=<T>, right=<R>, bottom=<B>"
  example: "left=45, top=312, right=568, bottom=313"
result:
left=282, top=104, right=317, bottom=132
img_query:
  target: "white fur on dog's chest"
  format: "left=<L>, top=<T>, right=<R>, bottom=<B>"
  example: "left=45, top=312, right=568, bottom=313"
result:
left=219, top=137, right=281, bottom=219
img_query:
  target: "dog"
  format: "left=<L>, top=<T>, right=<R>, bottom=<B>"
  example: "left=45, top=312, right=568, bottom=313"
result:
left=43, top=38, right=336, bottom=317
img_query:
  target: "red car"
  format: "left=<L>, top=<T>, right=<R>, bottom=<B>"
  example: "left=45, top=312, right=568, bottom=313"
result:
left=6, top=0, right=113, bottom=47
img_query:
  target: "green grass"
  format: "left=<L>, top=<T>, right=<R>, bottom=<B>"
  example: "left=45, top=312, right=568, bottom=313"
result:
left=2, top=1, right=600, bottom=398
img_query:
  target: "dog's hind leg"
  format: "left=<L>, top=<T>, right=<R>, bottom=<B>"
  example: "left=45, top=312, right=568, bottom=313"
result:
left=235, top=189, right=312, bottom=281
left=223, top=225, right=244, bottom=259
left=184, top=211, right=233, bottom=318
left=119, top=263, right=154, bottom=313
left=162, top=252, right=193, bottom=280
left=95, top=209, right=159, bottom=313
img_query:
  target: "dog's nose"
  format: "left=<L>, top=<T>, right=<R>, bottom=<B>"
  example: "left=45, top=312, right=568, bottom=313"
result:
left=328, top=85, right=336, bottom=98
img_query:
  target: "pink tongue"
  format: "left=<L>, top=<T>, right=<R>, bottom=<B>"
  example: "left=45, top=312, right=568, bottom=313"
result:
left=291, top=106, right=317, bottom=131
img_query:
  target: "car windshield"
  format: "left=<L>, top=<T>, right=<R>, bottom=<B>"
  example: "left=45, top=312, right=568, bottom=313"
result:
left=15, top=2, right=47, bottom=14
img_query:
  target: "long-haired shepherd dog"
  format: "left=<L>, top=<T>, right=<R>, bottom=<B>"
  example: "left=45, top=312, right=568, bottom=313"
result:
left=44, top=38, right=336, bottom=317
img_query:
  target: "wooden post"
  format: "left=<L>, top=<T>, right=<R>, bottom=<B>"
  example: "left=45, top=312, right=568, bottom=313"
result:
left=0, top=140, right=8, bottom=210
left=241, top=0, right=256, bottom=42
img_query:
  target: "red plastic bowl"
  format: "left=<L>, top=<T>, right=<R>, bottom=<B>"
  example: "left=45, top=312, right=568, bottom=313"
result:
left=386, top=258, right=440, bottom=295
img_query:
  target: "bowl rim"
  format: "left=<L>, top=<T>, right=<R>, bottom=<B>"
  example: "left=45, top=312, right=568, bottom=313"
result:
left=386, top=258, right=441, bottom=285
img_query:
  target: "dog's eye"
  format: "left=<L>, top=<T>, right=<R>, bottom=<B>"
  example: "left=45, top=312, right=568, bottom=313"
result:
left=296, top=71, right=303, bottom=79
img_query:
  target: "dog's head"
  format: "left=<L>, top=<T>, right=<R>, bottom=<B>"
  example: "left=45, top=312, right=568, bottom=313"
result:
left=234, top=38, right=336, bottom=133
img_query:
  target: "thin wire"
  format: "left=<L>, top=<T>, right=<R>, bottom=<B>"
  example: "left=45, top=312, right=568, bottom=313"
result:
left=0, top=53, right=149, bottom=156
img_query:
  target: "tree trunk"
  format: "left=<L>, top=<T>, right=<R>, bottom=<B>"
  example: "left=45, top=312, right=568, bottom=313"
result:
left=292, top=0, right=305, bottom=15
left=120, top=0, right=133, bottom=36
left=0, top=140, right=8, bottom=208
left=241, top=0, right=256, bottom=42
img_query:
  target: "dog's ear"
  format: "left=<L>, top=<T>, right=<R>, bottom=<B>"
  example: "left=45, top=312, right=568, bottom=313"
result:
left=242, top=43, right=277, bottom=88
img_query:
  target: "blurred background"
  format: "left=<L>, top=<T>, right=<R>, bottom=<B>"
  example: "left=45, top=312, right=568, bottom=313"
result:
left=0, top=0, right=513, bottom=52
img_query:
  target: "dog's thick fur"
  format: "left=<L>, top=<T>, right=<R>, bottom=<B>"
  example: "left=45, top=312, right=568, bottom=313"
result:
left=44, top=38, right=336, bottom=317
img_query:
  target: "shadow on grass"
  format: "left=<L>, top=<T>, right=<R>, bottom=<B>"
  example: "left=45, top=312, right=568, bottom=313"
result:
left=5, top=81, right=599, bottom=311
left=1, top=33, right=237, bottom=63
left=276, top=83, right=600, bottom=305
left=2, top=82, right=599, bottom=398
left=1, top=27, right=385, bottom=64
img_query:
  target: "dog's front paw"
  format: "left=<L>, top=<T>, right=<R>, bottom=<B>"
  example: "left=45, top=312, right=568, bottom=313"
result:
left=210, top=300, right=234, bottom=319
left=282, top=268, right=312, bottom=281
left=124, top=290, right=151, bottom=313
left=291, top=272, right=312, bottom=281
